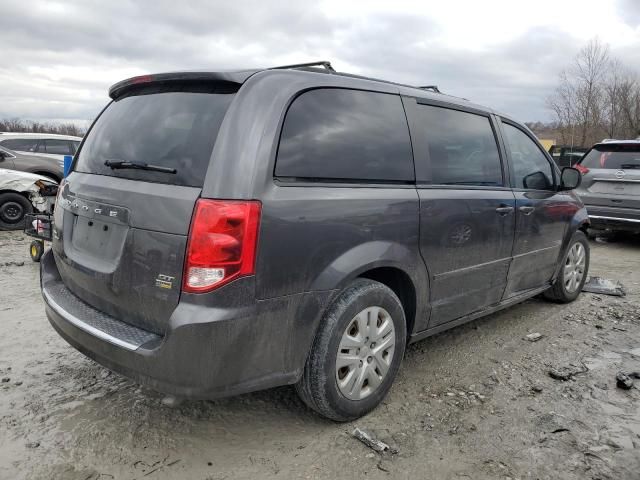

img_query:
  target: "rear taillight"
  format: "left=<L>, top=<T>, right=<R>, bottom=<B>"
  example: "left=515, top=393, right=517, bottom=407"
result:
left=575, top=164, right=590, bottom=175
left=54, top=178, right=66, bottom=206
left=183, top=199, right=261, bottom=293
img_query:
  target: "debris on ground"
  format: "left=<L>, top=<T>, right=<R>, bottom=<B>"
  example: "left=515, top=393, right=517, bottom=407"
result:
left=2, top=230, right=640, bottom=480
left=616, top=372, right=634, bottom=390
left=524, top=333, right=543, bottom=342
left=352, top=428, right=397, bottom=454
left=582, top=277, right=626, bottom=297
left=160, top=395, right=183, bottom=407
left=2, top=261, right=25, bottom=267
left=548, top=363, right=588, bottom=381
left=616, top=371, right=640, bottom=390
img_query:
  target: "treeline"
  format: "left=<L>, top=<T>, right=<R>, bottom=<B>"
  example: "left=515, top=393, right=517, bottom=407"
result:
left=0, top=118, right=85, bottom=137
left=547, top=38, right=640, bottom=147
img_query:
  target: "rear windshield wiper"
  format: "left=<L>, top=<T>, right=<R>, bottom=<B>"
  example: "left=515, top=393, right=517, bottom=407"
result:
left=620, top=164, right=640, bottom=170
left=104, top=160, right=177, bottom=174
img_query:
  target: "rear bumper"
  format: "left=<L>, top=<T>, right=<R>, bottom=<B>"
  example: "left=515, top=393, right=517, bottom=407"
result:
left=41, top=249, right=331, bottom=398
left=585, top=205, right=640, bottom=232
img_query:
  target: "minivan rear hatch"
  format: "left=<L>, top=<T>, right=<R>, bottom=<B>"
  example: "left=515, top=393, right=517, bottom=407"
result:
left=52, top=77, right=238, bottom=335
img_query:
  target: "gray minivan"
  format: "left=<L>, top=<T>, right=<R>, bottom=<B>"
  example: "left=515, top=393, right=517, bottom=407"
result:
left=41, top=62, right=589, bottom=420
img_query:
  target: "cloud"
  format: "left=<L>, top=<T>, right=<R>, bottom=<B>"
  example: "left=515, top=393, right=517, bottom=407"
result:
left=1, top=0, right=639, bottom=125
left=617, top=0, right=640, bottom=27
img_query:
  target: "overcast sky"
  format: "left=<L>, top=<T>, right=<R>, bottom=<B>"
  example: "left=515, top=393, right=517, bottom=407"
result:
left=2, top=0, right=639, bottom=126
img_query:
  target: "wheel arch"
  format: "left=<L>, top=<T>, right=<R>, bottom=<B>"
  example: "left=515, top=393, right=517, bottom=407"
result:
left=31, top=171, right=61, bottom=183
left=358, top=266, right=418, bottom=340
left=290, top=241, right=428, bottom=377
left=0, top=188, right=31, bottom=199
left=552, top=206, right=590, bottom=283
left=307, top=240, right=427, bottom=334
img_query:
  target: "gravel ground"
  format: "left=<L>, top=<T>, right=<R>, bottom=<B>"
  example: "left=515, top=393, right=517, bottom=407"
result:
left=1, top=231, right=639, bottom=480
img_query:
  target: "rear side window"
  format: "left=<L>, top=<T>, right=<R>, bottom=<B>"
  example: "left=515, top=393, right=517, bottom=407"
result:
left=0, top=138, right=38, bottom=151
left=502, top=123, right=554, bottom=190
left=45, top=139, right=74, bottom=155
left=276, top=89, right=414, bottom=182
left=581, top=144, right=640, bottom=170
left=75, top=83, right=236, bottom=187
left=415, top=105, right=503, bottom=186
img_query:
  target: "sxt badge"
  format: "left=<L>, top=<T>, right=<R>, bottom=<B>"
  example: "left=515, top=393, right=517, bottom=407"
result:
left=155, top=274, right=175, bottom=289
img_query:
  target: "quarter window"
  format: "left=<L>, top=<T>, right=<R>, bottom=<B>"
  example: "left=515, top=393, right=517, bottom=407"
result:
left=502, top=123, right=554, bottom=190
left=44, top=139, right=73, bottom=155
left=276, top=88, right=414, bottom=182
left=416, top=105, right=503, bottom=186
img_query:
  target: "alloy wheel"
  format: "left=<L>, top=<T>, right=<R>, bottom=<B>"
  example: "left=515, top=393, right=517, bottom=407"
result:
left=564, top=242, right=586, bottom=293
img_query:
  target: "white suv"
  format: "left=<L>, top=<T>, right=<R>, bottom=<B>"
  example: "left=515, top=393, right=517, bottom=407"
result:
left=0, top=133, right=82, bottom=161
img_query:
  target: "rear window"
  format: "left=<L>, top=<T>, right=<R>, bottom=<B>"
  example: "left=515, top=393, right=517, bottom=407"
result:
left=45, top=139, right=74, bottom=155
left=0, top=138, right=39, bottom=151
left=275, top=88, right=414, bottom=182
left=581, top=144, right=640, bottom=170
left=75, top=83, right=236, bottom=187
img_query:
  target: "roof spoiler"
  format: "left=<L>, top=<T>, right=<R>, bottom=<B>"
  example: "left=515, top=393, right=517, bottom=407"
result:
left=270, top=61, right=336, bottom=72
left=108, top=71, right=247, bottom=100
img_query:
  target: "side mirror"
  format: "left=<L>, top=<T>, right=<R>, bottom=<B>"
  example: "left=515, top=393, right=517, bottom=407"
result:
left=560, top=167, right=581, bottom=190
left=523, top=171, right=551, bottom=190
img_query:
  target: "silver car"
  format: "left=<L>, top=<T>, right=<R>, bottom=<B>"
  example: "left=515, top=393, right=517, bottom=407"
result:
left=0, top=145, right=64, bottom=182
left=575, top=139, right=640, bottom=233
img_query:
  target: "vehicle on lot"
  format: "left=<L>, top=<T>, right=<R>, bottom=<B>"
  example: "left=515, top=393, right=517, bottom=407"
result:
left=0, top=168, right=57, bottom=230
left=40, top=62, right=589, bottom=421
left=0, top=145, right=64, bottom=182
left=0, top=133, right=81, bottom=161
left=549, top=145, right=588, bottom=167
left=574, top=139, right=640, bottom=234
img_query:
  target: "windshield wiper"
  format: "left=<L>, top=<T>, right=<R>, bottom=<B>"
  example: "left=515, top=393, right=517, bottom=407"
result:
left=620, top=164, right=640, bottom=170
left=104, top=160, right=177, bottom=174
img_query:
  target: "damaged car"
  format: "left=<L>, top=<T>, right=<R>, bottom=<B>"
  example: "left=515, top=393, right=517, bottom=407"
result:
left=0, top=168, right=57, bottom=230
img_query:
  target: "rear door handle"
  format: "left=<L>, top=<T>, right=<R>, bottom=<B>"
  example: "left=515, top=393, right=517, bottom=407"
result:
left=519, top=206, right=535, bottom=215
left=495, top=205, right=514, bottom=215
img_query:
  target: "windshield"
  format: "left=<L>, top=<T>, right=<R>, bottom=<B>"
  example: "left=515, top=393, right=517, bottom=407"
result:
left=75, top=83, right=236, bottom=187
left=581, top=144, right=640, bottom=170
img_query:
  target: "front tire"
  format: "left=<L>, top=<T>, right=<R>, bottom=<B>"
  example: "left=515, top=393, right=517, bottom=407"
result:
left=296, top=279, right=406, bottom=421
left=544, top=230, right=590, bottom=303
left=0, top=192, right=32, bottom=231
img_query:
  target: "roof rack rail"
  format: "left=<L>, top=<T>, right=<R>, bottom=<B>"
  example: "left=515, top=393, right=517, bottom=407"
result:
left=418, top=85, right=441, bottom=93
left=271, top=61, right=335, bottom=72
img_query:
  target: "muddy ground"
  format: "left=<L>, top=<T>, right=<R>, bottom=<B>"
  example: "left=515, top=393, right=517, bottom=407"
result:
left=0, top=231, right=639, bottom=480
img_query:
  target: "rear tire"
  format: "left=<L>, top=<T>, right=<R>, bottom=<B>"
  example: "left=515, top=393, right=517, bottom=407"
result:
left=544, top=231, right=589, bottom=303
left=0, top=192, right=32, bottom=231
left=296, top=279, right=406, bottom=421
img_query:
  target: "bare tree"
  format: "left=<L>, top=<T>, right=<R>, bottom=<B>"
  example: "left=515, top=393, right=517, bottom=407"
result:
left=618, top=77, right=640, bottom=138
left=0, top=118, right=85, bottom=136
left=603, top=58, right=625, bottom=138
left=547, top=38, right=611, bottom=146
